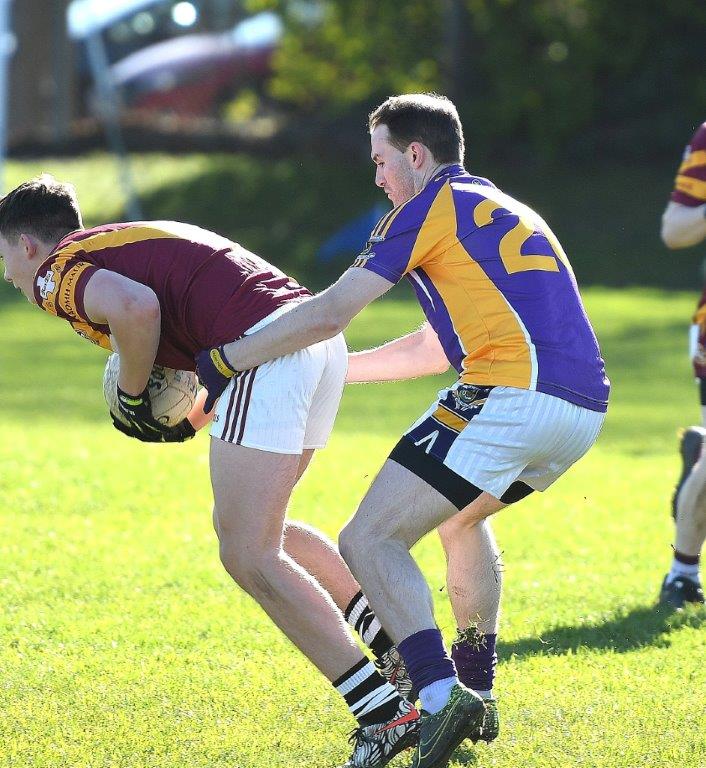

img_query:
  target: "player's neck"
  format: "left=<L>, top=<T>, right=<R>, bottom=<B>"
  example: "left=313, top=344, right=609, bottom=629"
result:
left=414, top=162, right=457, bottom=193
left=27, top=240, right=58, bottom=280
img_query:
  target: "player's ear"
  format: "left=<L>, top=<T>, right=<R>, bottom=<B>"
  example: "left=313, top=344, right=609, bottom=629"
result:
left=19, top=233, right=37, bottom=259
left=409, top=143, right=423, bottom=167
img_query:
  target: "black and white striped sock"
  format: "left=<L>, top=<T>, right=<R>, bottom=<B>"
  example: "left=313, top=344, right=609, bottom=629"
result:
left=333, top=658, right=402, bottom=726
left=344, top=590, right=394, bottom=660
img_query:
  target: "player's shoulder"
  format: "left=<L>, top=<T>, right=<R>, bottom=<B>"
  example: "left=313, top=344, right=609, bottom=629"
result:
left=370, top=166, right=475, bottom=240
left=368, top=197, right=424, bottom=242
left=50, top=222, right=142, bottom=258
left=448, top=170, right=504, bottom=215
left=451, top=171, right=497, bottom=190
left=143, top=220, right=240, bottom=251
left=63, top=222, right=134, bottom=242
left=33, top=249, right=98, bottom=316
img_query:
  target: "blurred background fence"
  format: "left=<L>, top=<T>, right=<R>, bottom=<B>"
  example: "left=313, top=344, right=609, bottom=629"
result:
left=2, top=0, right=706, bottom=288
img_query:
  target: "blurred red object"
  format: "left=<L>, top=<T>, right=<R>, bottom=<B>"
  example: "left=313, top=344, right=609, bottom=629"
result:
left=110, top=14, right=281, bottom=116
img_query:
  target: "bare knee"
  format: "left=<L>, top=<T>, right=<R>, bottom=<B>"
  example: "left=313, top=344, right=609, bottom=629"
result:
left=439, top=512, right=476, bottom=544
left=441, top=494, right=505, bottom=540
left=339, top=513, right=409, bottom=577
left=218, top=534, right=280, bottom=601
left=217, top=535, right=250, bottom=585
left=339, top=517, right=378, bottom=578
left=338, top=523, right=360, bottom=573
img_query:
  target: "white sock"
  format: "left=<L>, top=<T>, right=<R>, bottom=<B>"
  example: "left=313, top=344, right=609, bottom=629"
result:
left=668, top=558, right=700, bottom=583
left=419, top=676, right=457, bottom=714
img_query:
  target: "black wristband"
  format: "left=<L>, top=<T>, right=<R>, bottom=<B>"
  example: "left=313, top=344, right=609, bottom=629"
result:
left=117, top=386, right=149, bottom=405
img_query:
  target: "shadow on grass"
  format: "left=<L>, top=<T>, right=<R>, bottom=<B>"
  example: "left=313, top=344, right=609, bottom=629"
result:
left=497, top=603, right=705, bottom=659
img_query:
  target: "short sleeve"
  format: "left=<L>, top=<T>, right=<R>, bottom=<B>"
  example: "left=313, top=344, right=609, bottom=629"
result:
left=351, top=211, right=423, bottom=284
left=352, top=185, right=453, bottom=283
left=671, top=122, right=706, bottom=207
left=33, top=253, right=100, bottom=321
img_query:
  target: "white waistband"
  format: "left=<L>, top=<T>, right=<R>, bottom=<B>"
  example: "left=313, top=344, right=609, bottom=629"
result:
left=243, top=300, right=304, bottom=336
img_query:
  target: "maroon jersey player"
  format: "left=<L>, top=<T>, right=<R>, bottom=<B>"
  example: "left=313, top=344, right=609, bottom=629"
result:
left=32, top=220, right=311, bottom=372
left=0, top=175, right=420, bottom=766
left=659, top=122, right=706, bottom=608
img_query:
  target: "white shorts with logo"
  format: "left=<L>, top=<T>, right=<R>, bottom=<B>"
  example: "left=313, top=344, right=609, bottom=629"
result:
left=392, top=382, right=605, bottom=507
left=210, top=307, right=348, bottom=454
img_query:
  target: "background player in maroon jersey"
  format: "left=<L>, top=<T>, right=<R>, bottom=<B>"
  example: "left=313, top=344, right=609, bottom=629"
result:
left=658, top=122, right=706, bottom=608
left=0, top=175, right=421, bottom=767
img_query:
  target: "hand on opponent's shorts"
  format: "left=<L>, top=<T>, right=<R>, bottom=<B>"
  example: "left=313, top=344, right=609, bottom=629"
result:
left=194, top=346, right=237, bottom=414
left=111, top=386, right=196, bottom=443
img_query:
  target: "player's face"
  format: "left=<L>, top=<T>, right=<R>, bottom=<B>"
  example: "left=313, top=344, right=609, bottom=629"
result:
left=0, top=235, right=34, bottom=302
left=370, top=124, right=415, bottom=207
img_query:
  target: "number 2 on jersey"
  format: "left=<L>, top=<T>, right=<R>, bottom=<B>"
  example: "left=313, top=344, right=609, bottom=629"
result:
left=473, top=198, right=567, bottom=275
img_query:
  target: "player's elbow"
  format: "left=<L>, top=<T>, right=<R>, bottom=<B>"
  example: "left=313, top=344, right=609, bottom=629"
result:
left=118, top=284, right=161, bottom=324
left=303, top=309, right=343, bottom=341
left=318, top=313, right=346, bottom=338
left=660, top=206, right=706, bottom=249
left=140, top=298, right=161, bottom=328
left=316, top=297, right=350, bottom=338
left=661, top=222, right=690, bottom=249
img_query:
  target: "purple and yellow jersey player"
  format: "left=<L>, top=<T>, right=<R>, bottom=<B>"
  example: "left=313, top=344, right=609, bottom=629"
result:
left=353, top=164, right=609, bottom=413
left=195, top=94, right=611, bottom=767
left=658, top=122, right=706, bottom=609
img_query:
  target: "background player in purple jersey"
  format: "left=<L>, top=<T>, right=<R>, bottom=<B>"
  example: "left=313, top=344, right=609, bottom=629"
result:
left=658, top=122, right=706, bottom=608
left=197, top=93, right=609, bottom=768
left=0, top=175, right=422, bottom=768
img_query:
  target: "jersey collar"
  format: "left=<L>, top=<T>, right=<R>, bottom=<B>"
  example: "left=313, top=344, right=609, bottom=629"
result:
left=430, top=163, right=465, bottom=183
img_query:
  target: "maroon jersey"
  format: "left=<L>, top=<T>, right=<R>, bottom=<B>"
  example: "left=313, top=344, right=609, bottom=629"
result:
left=32, top=221, right=311, bottom=370
left=669, top=123, right=706, bottom=377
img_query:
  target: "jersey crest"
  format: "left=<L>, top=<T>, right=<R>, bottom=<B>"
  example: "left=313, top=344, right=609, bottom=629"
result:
left=36, top=269, right=56, bottom=300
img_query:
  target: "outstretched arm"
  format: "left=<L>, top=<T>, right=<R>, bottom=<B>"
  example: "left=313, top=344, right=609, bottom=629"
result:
left=346, top=322, right=450, bottom=383
left=222, top=268, right=393, bottom=371
left=661, top=201, right=706, bottom=249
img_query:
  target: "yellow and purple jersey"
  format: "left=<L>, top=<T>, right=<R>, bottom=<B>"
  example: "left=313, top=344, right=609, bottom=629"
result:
left=353, top=165, right=609, bottom=412
left=671, top=122, right=706, bottom=207
left=33, top=221, right=310, bottom=370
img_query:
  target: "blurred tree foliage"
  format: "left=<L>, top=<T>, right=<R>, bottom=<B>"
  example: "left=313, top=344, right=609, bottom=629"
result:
left=246, top=0, right=706, bottom=160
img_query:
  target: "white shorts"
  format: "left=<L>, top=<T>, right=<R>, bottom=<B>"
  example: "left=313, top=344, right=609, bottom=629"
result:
left=210, top=308, right=347, bottom=454
left=391, top=383, right=605, bottom=508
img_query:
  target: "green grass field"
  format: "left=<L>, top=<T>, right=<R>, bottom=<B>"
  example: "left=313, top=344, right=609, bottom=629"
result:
left=1, top=282, right=704, bottom=768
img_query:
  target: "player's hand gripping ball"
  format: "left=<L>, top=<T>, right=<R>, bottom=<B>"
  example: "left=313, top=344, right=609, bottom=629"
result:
left=103, top=353, right=197, bottom=443
left=113, top=387, right=196, bottom=442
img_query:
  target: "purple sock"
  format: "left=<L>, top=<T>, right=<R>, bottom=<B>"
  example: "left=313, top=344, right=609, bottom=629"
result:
left=398, top=628, right=456, bottom=693
left=451, top=632, right=497, bottom=692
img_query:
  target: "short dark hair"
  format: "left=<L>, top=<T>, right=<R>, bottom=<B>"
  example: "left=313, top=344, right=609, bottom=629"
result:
left=368, top=93, right=465, bottom=164
left=0, top=174, right=82, bottom=244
